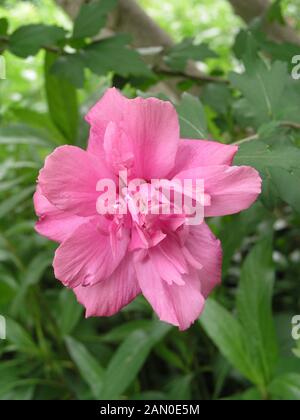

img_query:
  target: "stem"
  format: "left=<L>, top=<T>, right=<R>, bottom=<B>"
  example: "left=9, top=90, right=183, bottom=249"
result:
left=42, top=44, right=62, bottom=54
left=281, top=121, right=300, bottom=130
left=233, top=134, right=259, bottom=145
left=233, top=120, right=300, bottom=145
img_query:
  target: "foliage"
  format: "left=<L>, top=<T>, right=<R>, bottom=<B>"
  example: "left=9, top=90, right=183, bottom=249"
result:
left=0, top=0, right=300, bottom=400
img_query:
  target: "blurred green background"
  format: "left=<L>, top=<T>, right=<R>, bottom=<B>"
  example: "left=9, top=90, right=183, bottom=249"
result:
left=0, top=0, right=300, bottom=400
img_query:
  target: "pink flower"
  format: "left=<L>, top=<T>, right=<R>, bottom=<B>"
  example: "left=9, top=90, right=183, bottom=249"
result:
left=34, top=88, right=261, bottom=330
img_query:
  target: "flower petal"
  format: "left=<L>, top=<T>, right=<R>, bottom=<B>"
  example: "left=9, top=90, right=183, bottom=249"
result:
left=135, top=252, right=205, bottom=330
left=53, top=217, right=129, bottom=288
left=171, top=139, right=238, bottom=175
left=34, top=187, right=87, bottom=243
left=184, top=222, right=222, bottom=297
left=38, top=145, right=113, bottom=217
left=175, top=165, right=262, bottom=217
left=86, top=87, right=180, bottom=178
left=74, top=256, right=141, bottom=317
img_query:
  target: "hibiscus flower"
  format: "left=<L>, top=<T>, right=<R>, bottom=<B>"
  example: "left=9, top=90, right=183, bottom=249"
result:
left=34, top=88, right=261, bottom=330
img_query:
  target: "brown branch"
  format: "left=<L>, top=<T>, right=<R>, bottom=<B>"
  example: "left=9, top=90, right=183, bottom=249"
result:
left=281, top=121, right=300, bottom=130
left=154, top=66, right=229, bottom=85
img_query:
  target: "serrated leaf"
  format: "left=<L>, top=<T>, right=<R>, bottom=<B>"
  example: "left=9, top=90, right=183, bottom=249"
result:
left=234, top=141, right=300, bottom=172
left=235, top=141, right=300, bottom=209
left=229, top=60, right=287, bottom=126
left=9, top=24, right=66, bottom=58
left=269, top=167, right=300, bottom=213
left=176, top=93, right=208, bottom=139
left=202, top=83, right=233, bottom=115
left=165, top=38, right=217, bottom=71
left=83, top=35, right=152, bottom=78
left=73, top=0, right=117, bottom=39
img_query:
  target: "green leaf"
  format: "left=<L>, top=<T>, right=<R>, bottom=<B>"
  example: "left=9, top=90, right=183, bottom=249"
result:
left=22, top=252, right=53, bottom=287
left=155, top=342, right=186, bottom=371
left=0, top=18, right=8, bottom=36
left=0, top=176, right=26, bottom=193
left=233, top=29, right=259, bottom=62
left=65, top=336, right=104, bottom=399
left=0, top=385, right=35, bottom=400
left=101, top=322, right=170, bottom=399
left=0, top=185, right=35, bottom=219
left=293, top=348, right=300, bottom=358
left=241, top=387, right=263, bottom=400
left=202, top=83, right=233, bottom=115
left=11, top=108, right=67, bottom=145
left=235, top=141, right=300, bottom=172
left=176, top=93, right=208, bottom=139
left=83, top=34, right=152, bottom=78
left=223, top=387, right=262, bottom=400
left=0, top=362, right=20, bottom=396
left=269, top=374, right=300, bottom=400
left=237, top=238, right=278, bottom=386
left=11, top=252, right=53, bottom=315
left=45, top=51, right=79, bottom=143
left=165, top=38, right=217, bottom=71
left=229, top=60, right=287, bottom=126
left=6, top=318, right=39, bottom=355
left=100, top=320, right=152, bottom=343
left=268, top=167, right=300, bottom=213
left=200, top=299, right=258, bottom=385
left=133, top=391, right=167, bottom=400
left=167, top=374, right=193, bottom=400
left=73, top=0, right=117, bottom=39
left=58, top=289, right=83, bottom=336
left=267, top=0, right=285, bottom=25
left=218, top=203, right=268, bottom=274
left=9, top=24, right=66, bottom=58
left=51, top=54, right=85, bottom=88
left=234, top=141, right=300, bottom=209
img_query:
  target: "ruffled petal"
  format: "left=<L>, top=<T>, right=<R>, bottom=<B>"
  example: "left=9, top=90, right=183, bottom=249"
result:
left=135, top=251, right=205, bottom=330
left=86, top=88, right=180, bottom=178
left=184, top=222, right=222, bottom=297
left=34, top=187, right=87, bottom=243
left=38, top=145, right=113, bottom=217
left=171, top=139, right=238, bottom=175
left=74, top=256, right=141, bottom=317
left=53, top=217, right=129, bottom=288
left=174, top=165, right=262, bottom=217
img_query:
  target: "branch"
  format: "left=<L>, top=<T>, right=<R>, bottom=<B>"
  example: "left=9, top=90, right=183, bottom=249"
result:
left=153, top=66, right=229, bottom=85
left=281, top=121, right=300, bottom=130
left=234, top=121, right=300, bottom=145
